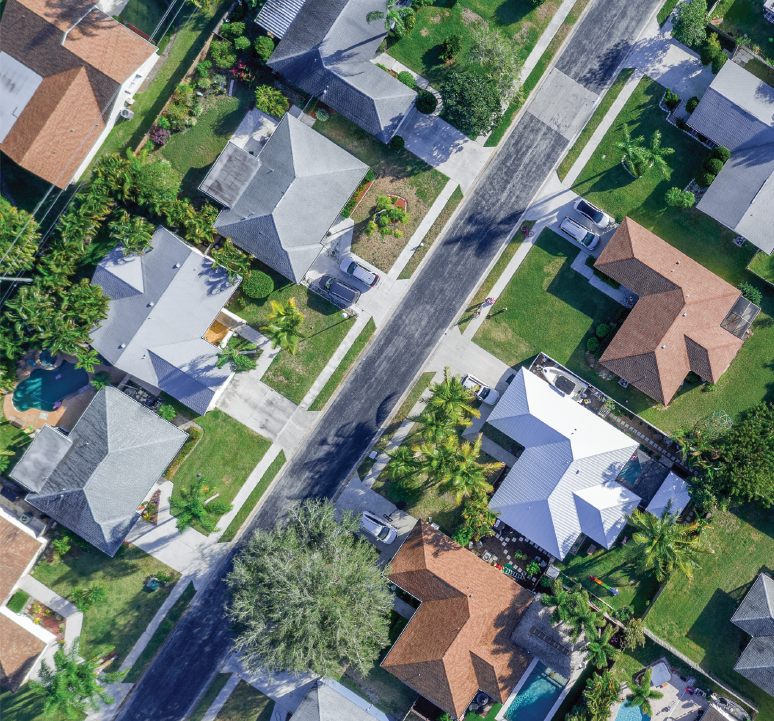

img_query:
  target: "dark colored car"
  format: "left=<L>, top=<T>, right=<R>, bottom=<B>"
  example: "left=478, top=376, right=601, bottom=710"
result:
left=320, top=275, right=361, bottom=305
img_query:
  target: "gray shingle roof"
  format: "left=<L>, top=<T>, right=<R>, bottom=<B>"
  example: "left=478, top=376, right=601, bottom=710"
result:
left=207, top=113, right=367, bottom=282
left=266, top=0, right=416, bottom=142
left=10, top=425, right=72, bottom=493
left=734, top=636, right=774, bottom=697
left=12, top=387, right=186, bottom=556
left=293, top=681, right=382, bottom=721
left=732, top=573, right=774, bottom=638
left=90, top=227, right=239, bottom=415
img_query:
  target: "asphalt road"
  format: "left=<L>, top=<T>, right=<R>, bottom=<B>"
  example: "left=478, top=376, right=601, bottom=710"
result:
left=115, top=1, right=663, bottom=718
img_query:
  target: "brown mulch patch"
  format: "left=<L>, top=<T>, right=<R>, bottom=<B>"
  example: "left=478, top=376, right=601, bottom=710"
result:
left=462, top=7, right=483, bottom=24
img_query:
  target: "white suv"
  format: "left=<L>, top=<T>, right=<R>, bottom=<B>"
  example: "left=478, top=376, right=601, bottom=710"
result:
left=340, top=257, right=380, bottom=287
left=360, top=511, right=397, bottom=544
left=560, top=216, right=599, bottom=250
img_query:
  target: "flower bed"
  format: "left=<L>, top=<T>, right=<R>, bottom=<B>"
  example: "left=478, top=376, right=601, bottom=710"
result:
left=27, top=600, right=65, bottom=641
left=340, top=170, right=376, bottom=218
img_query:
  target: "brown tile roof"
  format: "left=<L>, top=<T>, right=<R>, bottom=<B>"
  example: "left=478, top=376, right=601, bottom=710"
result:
left=382, top=521, right=534, bottom=719
left=0, top=614, right=46, bottom=692
left=0, top=514, right=42, bottom=604
left=0, top=0, right=156, bottom=186
left=595, top=218, right=744, bottom=405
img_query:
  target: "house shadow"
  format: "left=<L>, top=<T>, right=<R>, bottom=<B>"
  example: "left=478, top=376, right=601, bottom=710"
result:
left=687, top=587, right=747, bottom=654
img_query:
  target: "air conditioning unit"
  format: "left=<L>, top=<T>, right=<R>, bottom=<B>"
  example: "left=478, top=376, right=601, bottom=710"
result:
left=120, top=108, right=135, bottom=120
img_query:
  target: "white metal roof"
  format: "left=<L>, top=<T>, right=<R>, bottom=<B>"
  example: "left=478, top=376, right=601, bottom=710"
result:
left=488, top=368, right=639, bottom=559
left=645, top=471, right=690, bottom=518
left=0, top=52, right=42, bottom=143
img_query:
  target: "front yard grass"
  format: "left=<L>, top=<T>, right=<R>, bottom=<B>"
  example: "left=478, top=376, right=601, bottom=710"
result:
left=215, top=681, right=274, bottom=721
left=170, top=409, right=271, bottom=534
left=711, top=0, right=774, bottom=64
left=646, top=503, right=774, bottom=718
left=313, top=112, right=448, bottom=272
left=228, top=259, right=356, bottom=404
left=32, top=544, right=181, bottom=668
left=341, top=665, right=418, bottom=721
left=0, top=686, right=72, bottom=721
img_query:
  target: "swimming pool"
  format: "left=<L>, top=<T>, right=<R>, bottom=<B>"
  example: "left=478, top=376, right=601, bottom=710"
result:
left=614, top=702, right=650, bottom=721
left=504, top=662, right=566, bottom=721
left=13, top=362, right=89, bottom=412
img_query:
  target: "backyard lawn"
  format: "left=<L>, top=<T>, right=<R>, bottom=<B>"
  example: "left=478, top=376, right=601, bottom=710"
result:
left=341, top=663, right=418, bottom=721
left=32, top=544, right=181, bottom=668
left=119, top=0, right=170, bottom=36
left=0, top=406, right=30, bottom=469
left=170, top=409, right=271, bottom=534
left=744, top=57, right=774, bottom=89
left=214, top=681, right=274, bottom=721
left=711, top=0, right=774, bottom=64
left=646, top=503, right=774, bottom=718
left=160, top=81, right=254, bottom=197
left=748, top=251, right=774, bottom=285
left=314, top=112, right=448, bottom=272
left=228, top=260, right=356, bottom=404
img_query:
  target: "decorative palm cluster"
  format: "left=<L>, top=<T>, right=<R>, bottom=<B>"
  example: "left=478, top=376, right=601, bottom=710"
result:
left=616, top=124, right=675, bottom=179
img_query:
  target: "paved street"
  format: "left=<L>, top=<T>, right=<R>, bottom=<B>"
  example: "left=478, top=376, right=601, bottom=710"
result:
left=114, top=0, right=663, bottom=718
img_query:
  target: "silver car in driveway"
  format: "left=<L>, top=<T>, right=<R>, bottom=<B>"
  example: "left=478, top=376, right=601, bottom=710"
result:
left=360, top=511, right=397, bottom=544
left=574, top=198, right=611, bottom=229
left=559, top=216, right=599, bottom=250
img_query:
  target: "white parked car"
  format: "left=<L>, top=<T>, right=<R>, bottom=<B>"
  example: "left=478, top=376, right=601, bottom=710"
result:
left=560, top=216, right=599, bottom=250
left=340, top=257, right=380, bottom=287
left=462, top=374, right=500, bottom=405
left=360, top=511, right=397, bottom=544
left=574, top=198, right=611, bottom=229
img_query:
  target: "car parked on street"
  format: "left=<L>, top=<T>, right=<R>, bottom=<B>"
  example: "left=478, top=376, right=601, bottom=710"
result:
left=574, top=198, right=611, bottom=229
left=462, top=374, right=500, bottom=405
left=360, top=511, right=397, bottom=544
left=340, top=257, right=379, bottom=287
left=320, top=275, right=360, bottom=305
left=559, top=216, right=599, bottom=250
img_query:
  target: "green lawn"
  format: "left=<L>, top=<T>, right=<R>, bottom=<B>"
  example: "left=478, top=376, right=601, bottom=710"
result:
left=309, top=319, right=376, bottom=411
left=32, top=544, right=180, bottom=666
left=647, top=503, right=774, bottom=718
left=215, top=681, right=274, bottom=721
left=125, top=581, right=196, bottom=682
left=160, top=82, right=253, bottom=198
left=748, top=251, right=774, bottom=285
left=743, top=58, right=774, bottom=88
left=712, top=0, right=774, bottom=64
left=657, top=0, right=680, bottom=25
left=190, top=674, right=232, bottom=721
left=558, top=68, right=635, bottom=180
left=119, top=0, right=170, bottom=36
left=170, top=409, right=271, bottom=534
left=228, top=260, right=356, bottom=404
left=1, top=406, right=31, bottom=471
left=219, top=450, right=286, bottom=543
left=556, top=531, right=660, bottom=614
left=341, top=661, right=418, bottom=720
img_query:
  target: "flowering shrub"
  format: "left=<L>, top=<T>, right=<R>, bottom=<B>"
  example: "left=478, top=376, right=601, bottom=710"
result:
left=231, top=60, right=256, bottom=87
left=150, top=126, right=171, bottom=146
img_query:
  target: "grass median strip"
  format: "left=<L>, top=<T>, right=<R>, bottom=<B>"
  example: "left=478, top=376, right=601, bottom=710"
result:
left=557, top=67, right=634, bottom=180
left=219, top=451, right=287, bottom=543
left=309, top=319, right=376, bottom=411
left=125, top=581, right=196, bottom=683
left=190, top=674, right=232, bottom=721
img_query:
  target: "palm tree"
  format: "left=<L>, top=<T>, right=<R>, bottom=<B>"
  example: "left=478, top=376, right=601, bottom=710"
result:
left=0, top=450, right=15, bottom=474
left=565, top=590, right=605, bottom=642
left=628, top=502, right=712, bottom=581
left=366, top=0, right=413, bottom=35
left=29, top=640, right=125, bottom=719
left=583, top=671, right=620, bottom=721
left=73, top=585, right=109, bottom=612
left=262, top=298, right=305, bottom=354
left=441, top=434, right=500, bottom=504
left=90, top=371, right=112, bottom=390
left=412, top=435, right=460, bottom=485
left=409, top=408, right=457, bottom=444
left=540, top=579, right=584, bottom=626
left=643, top=130, right=675, bottom=179
left=170, top=476, right=233, bottom=533
left=424, top=367, right=480, bottom=427
left=216, top=346, right=258, bottom=372
left=75, top=348, right=101, bottom=373
left=386, top=445, right=420, bottom=482
left=586, top=624, right=621, bottom=669
left=461, top=489, right=499, bottom=541
left=616, top=124, right=647, bottom=177
left=626, top=668, right=664, bottom=716
left=210, top=239, right=250, bottom=282
left=108, top=211, right=154, bottom=256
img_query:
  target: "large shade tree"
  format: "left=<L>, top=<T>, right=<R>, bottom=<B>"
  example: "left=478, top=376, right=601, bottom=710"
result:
left=227, top=499, right=392, bottom=677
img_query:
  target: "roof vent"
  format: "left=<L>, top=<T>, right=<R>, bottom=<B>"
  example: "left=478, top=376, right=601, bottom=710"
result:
left=119, top=343, right=125, bottom=348
left=174, top=263, right=180, bottom=268
left=683, top=312, right=687, bottom=317
left=676, top=260, right=680, bottom=264
left=661, top=344, right=666, bottom=349
left=148, top=301, right=154, bottom=307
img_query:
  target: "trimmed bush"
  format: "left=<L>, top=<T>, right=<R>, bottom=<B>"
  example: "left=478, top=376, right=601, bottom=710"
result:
left=695, top=169, right=716, bottom=187
left=158, top=404, right=177, bottom=421
left=210, top=40, right=237, bottom=69
left=234, top=36, right=250, bottom=51
left=703, top=156, right=724, bottom=175
left=255, top=85, right=289, bottom=117
left=441, top=35, right=463, bottom=62
left=596, top=323, right=611, bottom=339
left=416, top=89, right=438, bottom=114
left=242, top=270, right=274, bottom=298
left=220, top=21, right=245, bottom=38
left=365, top=168, right=376, bottom=182
left=586, top=336, right=600, bottom=353
left=712, top=146, right=731, bottom=163
left=663, top=89, right=680, bottom=111
left=686, top=96, right=699, bottom=113
left=739, top=281, right=763, bottom=307
left=254, top=36, right=274, bottom=62
left=397, top=71, right=416, bottom=90
left=315, top=108, right=329, bottom=121
left=665, top=187, right=696, bottom=208
left=7, top=590, right=29, bottom=614
left=389, top=135, right=405, bottom=151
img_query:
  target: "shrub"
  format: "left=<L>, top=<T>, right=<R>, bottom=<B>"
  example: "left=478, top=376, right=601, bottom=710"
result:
left=220, top=21, right=245, bottom=38
left=442, top=35, right=463, bottom=62
left=441, top=69, right=502, bottom=137
left=700, top=33, right=721, bottom=66
left=663, top=89, right=680, bottom=110
left=596, top=323, right=610, bottom=339
left=315, top=107, right=329, bottom=121
left=365, top=168, right=376, bottom=182
left=377, top=214, right=390, bottom=228
left=665, top=187, right=695, bottom=208
left=210, top=40, right=237, bottom=69
left=695, top=169, right=715, bottom=187
left=397, top=70, right=416, bottom=89
left=365, top=221, right=378, bottom=235
left=197, top=75, right=213, bottom=90
left=7, top=590, right=29, bottom=614
left=158, top=404, right=177, bottom=421
left=672, top=0, right=707, bottom=47
left=712, top=146, right=731, bottom=163
left=412, top=0, right=431, bottom=7
left=686, top=96, right=699, bottom=113
left=712, top=52, right=727, bottom=74
left=255, top=85, right=289, bottom=117
left=196, top=60, right=212, bottom=78
left=254, top=35, right=274, bottom=62
left=703, top=156, right=723, bottom=175
left=242, top=270, right=274, bottom=298
left=739, top=281, right=763, bottom=307
left=586, top=336, right=600, bottom=353
left=234, top=36, right=251, bottom=51
left=416, top=89, right=438, bottom=114
left=150, top=126, right=170, bottom=146
left=156, top=115, right=170, bottom=130
left=389, top=135, right=405, bottom=151
left=530, top=0, right=546, bottom=5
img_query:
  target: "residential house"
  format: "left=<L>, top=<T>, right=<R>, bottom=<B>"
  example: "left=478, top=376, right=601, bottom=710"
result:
left=594, top=218, right=759, bottom=405
left=487, top=367, right=641, bottom=561
left=260, top=0, right=417, bottom=143
left=90, top=226, right=242, bottom=414
left=0, top=509, right=48, bottom=691
left=200, top=112, right=367, bottom=282
left=294, top=679, right=389, bottom=721
left=10, top=386, right=186, bottom=556
left=382, top=520, right=535, bottom=718
left=686, top=61, right=774, bottom=254
left=731, top=573, right=774, bottom=697
left=0, top=0, right=158, bottom=187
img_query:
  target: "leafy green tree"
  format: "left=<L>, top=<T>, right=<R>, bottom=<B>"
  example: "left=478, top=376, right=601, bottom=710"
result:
left=90, top=371, right=112, bottom=390
left=255, top=85, right=289, bottom=117
left=108, top=211, right=154, bottom=256
left=622, top=617, right=646, bottom=651
left=210, top=40, right=237, bottom=69
left=626, top=668, right=664, bottom=716
left=210, top=239, right=251, bottom=282
left=234, top=35, right=251, bottom=51
left=131, top=157, right=181, bottom=216
left=255, top=35, right=274, bottom=62
left=442, top=34, right=463, bottom=61
left=0, top=198, right=40, bottom=273
left=628, top=502, right=712, bottom=581
left=583, top=671, right=620, bottom=721
left=227, top=499, right=392, bottom=676
left=72, top=585, right=109, bottom=612
left=29, top=640, right=125, bottom=718
left=424, top=366, right=480, bottom=426
left=616, top=124, right=647, bottom=177
left=586, top=624, right=620, bottom=669
left=366, top=0, right=414, bottom=36
left=262, top=298, right=305, bottom=354
left=75, top=348, right=101, bottom=373
left=441, top=69, right=503, bottom=137
left=468, top=21, right=522, bottom=102
left=170, top=476, right=233, bottom=533
left=220, top=21, right=245, bottom=38
left=672, top=0, right=707, bottom=47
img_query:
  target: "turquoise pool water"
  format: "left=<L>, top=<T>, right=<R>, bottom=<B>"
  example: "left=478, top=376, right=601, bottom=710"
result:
left=13, top=362, right=89, bottom=412
left=615, top=703, right=650, bottom=721
left=504, top=662, right=566, bottom=721
left=617, top=455, right=642, bottom=484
